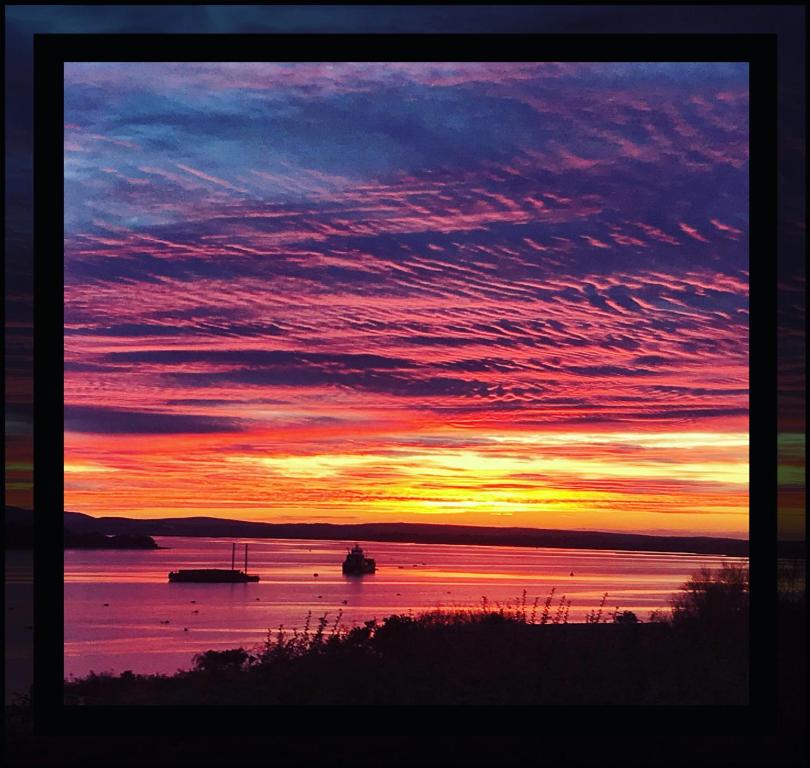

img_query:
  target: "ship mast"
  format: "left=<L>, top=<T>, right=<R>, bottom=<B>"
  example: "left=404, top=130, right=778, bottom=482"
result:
left=244, top=543, right=248, bottom=573
left=231, top=542, right=236, bottom=571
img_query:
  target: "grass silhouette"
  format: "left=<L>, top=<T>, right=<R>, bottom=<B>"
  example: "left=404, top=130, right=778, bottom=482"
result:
left=62, top=570, right=750, bottom=705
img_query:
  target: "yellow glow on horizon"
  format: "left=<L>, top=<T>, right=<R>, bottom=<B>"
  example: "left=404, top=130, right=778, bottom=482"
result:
left=224, top=444, right=748, bottom=486
left=64, top=427, right=750, bottom=537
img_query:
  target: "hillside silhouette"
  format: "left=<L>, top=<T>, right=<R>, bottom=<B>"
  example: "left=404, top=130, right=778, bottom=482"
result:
left=62, top=510, right=749, bottom=556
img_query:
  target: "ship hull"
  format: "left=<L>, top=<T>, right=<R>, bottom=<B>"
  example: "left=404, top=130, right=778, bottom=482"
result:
left=342, top=566, right=375, bottom=575
left=342, top=559, right=376, bottom=575
left=168, top=569, right=259, bottom=583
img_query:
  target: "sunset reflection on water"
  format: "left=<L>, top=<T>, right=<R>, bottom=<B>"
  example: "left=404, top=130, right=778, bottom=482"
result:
left=64, top=536, right=747, bottom=678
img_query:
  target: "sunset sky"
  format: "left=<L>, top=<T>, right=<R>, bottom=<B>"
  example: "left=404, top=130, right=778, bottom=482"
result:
left=63, top=62, right=749, bottom=537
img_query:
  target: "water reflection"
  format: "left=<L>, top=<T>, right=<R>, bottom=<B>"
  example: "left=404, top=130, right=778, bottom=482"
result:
left=64, top=536, right=747, bottom=677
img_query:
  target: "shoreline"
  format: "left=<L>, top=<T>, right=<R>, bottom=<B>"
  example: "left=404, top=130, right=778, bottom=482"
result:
left=63, top=511, right=750, bottom=557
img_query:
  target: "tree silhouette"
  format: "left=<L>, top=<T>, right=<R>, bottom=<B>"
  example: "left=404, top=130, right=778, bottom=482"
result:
left=670, top=563, right=749, bottom=629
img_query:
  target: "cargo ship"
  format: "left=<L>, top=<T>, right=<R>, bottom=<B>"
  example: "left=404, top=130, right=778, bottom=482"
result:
left=342, top=543, right=376, bottom=575
left=168, top=543, right=260, bottom=583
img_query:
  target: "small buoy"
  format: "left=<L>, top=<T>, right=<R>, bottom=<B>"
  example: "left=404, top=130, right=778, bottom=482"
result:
left=183, top=628, right=188, bottom=632
left=342, top=599, right=348, bottom=604
left=317, top=595, right=322, bottom=599
left=191, top=600, right=196, bottom=604
left=255, top=597, right=261, bottom=601
left=570, top=572, right=574, bottom=577
left=192, top=610, right=199, bottom=614
left=103, top=603, right=109, bottom=607
left=313, top=573, right=319, bottom=577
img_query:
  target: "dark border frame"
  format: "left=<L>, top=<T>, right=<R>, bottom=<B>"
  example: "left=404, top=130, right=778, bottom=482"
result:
left=34, top=33, right=777, bottom=765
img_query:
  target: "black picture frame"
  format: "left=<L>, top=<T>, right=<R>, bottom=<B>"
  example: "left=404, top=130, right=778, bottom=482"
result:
left=34, top=33, right=776, bottom=766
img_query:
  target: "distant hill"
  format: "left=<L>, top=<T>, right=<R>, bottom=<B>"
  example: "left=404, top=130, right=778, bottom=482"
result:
left=5, top=507, right=162, bottom=550
left=62, top=511, right=750, bottom=556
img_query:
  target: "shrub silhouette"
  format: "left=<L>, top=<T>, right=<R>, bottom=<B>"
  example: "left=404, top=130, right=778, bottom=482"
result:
left=192, top=648, right=253, bottom=674
left=64, top=581, right=750, bottom=705
left=670, top=562, right=748, bottom=629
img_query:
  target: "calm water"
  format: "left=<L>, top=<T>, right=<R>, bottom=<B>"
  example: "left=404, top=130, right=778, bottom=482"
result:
left=64, top=537, right=746, bottom=678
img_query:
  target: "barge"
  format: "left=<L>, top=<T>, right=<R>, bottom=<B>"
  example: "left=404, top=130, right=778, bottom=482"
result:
left=169, top=543, right=260, bottom=583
